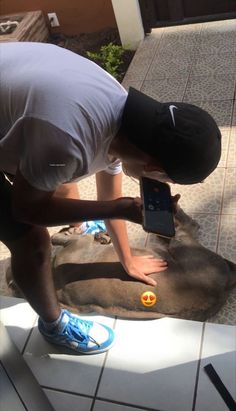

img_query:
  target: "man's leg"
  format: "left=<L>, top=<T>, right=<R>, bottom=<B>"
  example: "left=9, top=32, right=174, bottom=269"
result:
left=3, top=229, right=114, bottom=353
left=4, top=227, right=60, bottom=322
left=0, top=173, right=115, bottom=354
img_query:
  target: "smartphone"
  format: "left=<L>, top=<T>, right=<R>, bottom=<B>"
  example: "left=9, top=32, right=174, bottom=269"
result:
left=140, top=177, right=175, bottom=238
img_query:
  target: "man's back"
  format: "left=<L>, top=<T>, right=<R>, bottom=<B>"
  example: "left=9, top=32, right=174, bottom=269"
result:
left=0, top=42, right=127, bottom=189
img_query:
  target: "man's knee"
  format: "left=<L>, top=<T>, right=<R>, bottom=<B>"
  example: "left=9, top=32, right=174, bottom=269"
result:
left=6, top=226, right=51, bottom=266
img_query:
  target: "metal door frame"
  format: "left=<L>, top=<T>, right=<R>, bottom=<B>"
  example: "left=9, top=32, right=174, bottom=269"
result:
left=139, top=0, right=236, bottom=33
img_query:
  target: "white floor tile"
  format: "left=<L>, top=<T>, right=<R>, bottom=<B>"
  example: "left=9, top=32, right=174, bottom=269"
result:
left=227, top=126, right=236, bottom=167
left=195, top=323, right=236, bottom=411
left=170, top=168, right=225, bottom=214
left=0, top=296, right=37, bottom=352
left=23, top=315, right=115, bottom=396
left=44, top=389, right=92, bottom=411
left=217, top=214, right=236, bottom=263
left=189, top=213, right=220, bottom=252
left=208, top=288, right=236, bottom=326
left=98, top=317, right=203, bottom=411
left=222, top=168, right=236, bottom=214
left=94, top=400, right=148, bottom=411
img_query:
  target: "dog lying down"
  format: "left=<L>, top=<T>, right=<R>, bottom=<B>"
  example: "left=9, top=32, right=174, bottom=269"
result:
left=48, top=207, right=236, bottom=321
left=7, top=207, right=236, bottom=321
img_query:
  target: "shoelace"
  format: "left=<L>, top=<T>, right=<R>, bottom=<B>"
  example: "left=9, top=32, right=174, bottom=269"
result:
left=63, top=312, right=100, bottom=348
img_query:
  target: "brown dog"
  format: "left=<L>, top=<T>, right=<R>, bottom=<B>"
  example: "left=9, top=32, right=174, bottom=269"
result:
left=47, top=208, right=236, bottom=321
left=7, top=208, right=236, bottom=321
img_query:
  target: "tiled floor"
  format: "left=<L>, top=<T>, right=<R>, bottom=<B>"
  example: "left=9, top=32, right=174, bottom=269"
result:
left=1, top=295, right=235, bottom=411
left=0, top=18, right=236, bottom=411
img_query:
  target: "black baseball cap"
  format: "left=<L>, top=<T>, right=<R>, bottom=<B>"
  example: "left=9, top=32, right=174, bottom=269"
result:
left=121, top=87, right=221, bottom=184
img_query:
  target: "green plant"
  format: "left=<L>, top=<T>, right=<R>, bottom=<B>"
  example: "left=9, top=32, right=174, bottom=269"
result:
left=87, top=42, right=125, bottom=80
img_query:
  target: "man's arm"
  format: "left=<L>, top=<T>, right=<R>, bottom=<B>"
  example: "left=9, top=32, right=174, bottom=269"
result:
left=11, top=169, right=134, bottom=227
left=12, top=169, right=167, bottom=285
left=96, top=171, right=132, bottom=264
left=96, top=171, right=167, bottom=286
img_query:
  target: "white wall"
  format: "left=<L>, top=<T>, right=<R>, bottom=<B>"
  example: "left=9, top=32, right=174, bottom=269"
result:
left=111, top=0, right=144, bottom=50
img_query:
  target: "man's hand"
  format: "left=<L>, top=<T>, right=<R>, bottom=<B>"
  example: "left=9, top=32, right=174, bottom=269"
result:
left=122, top=254, right=167, bottom=286
left=116, top=196, right=143, bottom=224
left=116, top=193, right=181, bottom=225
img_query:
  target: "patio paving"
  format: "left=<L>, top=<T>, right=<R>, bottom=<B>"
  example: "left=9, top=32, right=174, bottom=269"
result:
left=0, top=18, right=236, bottom=411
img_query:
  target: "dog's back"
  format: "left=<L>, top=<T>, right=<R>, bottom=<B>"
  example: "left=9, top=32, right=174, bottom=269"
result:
left=52, top=209, right=236, bottom=321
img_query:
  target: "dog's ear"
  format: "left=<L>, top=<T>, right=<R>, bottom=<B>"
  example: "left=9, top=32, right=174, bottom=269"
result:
left=223, top=258, right=236, bottom=289
left=172, top=194, right=181, bottom=214
left=224, top=258, right=236, bottom=270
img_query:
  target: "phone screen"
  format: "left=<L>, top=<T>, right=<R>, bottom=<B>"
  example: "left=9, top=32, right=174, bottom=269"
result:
left=140, top=177, right=175, bottom=238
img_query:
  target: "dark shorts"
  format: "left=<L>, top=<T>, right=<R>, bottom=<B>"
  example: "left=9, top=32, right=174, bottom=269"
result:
left=0, top=172, right=32, bottom=242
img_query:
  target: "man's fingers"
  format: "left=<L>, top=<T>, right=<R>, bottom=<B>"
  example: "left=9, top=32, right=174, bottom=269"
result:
left=143, top=257, right=168, bottom=268
left=151, top=265, right=168, bottom=273
left=146, top=277, right=157, bottom=287
left=141, top=255, right=166, bottom=262
left=142, top=254, right=162, bottom=258
left=126, top=255, right=167, bottom=286
left=141, top=275, right=157, bottom=287
left=133, top=267, right=167, bottom=286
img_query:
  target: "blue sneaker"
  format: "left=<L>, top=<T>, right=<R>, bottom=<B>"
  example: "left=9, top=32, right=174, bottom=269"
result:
left=38, top=309, right=115, bottom=354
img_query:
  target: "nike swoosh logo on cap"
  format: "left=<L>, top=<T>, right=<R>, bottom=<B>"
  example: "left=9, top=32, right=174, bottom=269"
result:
left=169, top=105, right=178, bottom=127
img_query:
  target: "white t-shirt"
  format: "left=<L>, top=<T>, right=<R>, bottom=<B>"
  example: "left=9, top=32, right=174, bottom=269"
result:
left=0, top=42, right=127, bottom=191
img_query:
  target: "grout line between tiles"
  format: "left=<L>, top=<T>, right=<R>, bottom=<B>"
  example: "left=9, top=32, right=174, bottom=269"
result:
left=0, top=360, right=28, bottom=410
left=41, top=385, right=94, bottom=400
left=191, top=322, right=206, bottom=411
left=21, top=316, right=38, bottom=355
left=123, top=29, right=165, bottom=91
left=175, top=23, right=205, bottom=101
left=184, top=24, right=204, bottom=83
left=224, top=97, right=235, bottom=167
left=181, top=59, right=197, bottom=102
left=141, top=29, right=165, bottom=86
left=92, top=396, right=162, bottom=411
left=215, top=167, right=228, bottom=253
left=233, top=73, right=236, bottom=101
left=90, top=317, right=118, bottom=411
left=166, top=98, right=235, bottom=109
